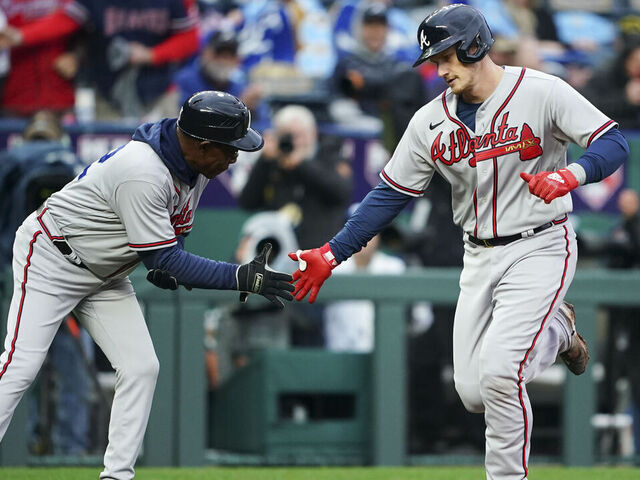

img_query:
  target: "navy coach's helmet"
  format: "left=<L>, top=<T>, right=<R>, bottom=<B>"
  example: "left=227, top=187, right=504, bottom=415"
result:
left=412, top=4, right=494, bottom=67
left=177, top=91, right=264, bottom=152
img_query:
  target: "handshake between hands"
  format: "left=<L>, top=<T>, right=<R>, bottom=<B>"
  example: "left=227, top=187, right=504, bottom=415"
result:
left=150, top=166, right=581, bottom=304
left=147, top=242, right=338, bottom=307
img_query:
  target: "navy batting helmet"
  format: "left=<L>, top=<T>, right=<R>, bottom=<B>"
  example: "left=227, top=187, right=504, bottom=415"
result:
left=412, top=4, right=494, bottom=68
left=177, top=90, right=263, bottom=152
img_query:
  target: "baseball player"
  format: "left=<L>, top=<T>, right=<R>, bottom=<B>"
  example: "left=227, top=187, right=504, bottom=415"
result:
left=0, top=91, right=294, bottom=480
left=289, top=5, right=630, bottom=479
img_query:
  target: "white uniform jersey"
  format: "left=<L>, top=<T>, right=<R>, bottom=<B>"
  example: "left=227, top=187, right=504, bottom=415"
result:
left=45, top=140, right=208, bottom=278
left=381, top=66, right=617, bottom=239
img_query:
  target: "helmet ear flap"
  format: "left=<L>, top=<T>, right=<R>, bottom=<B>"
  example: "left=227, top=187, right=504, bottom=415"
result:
left=457, top=31, right=492, bottom=63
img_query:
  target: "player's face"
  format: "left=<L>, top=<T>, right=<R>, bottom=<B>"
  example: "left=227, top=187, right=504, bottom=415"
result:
left=192, top=142, right=239, bottom=179
left=429, top=45, right=475, bottom=97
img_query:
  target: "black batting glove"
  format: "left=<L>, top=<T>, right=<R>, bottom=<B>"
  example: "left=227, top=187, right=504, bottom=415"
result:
left=146, top=269, right=192, bottom=291
left=236, top=243, right=295, bottom=309
left=147, top=269, right=178, bottom=290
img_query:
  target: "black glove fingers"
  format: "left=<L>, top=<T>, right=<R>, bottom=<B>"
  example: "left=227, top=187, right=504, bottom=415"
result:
left=271, top=280, right=295, bottom=292
left=269, top=271, right=293, bottom=283
left=147, top=269, right=178, bottom=290
left=264, top=293, right=285, bottom=309
left=263, top=285, right=293, bottom=299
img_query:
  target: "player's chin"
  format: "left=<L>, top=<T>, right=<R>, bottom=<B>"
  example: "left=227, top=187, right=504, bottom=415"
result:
left=205, top=165, right=230, bottom=178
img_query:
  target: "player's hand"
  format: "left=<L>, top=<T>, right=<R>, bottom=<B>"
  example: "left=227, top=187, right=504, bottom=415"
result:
left=54, top=52, right=80, bottom=80
left=520, top=169, right=578, bottom=204
left=236, top=242, right=295, bottom=309
left=288, top=243, right=337, bottom=303
left=146, top=269, right=192, bottom=291
left=128, top=42, right=153, bottom=65
left=0, top=26, right=23, bottom=49
left=146, top=269, right=178, bottom=290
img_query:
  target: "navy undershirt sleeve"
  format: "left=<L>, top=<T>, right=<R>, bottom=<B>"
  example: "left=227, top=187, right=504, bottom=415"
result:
left=575, top=128, right=629, bottom=184
left=138, top=243, right=238, bottom=290
left=329, top=182, right=412, bottom=262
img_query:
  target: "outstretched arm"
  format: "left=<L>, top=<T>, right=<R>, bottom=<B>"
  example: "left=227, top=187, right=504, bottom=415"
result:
left=140, top=242, right=294, bottom=308
left=289, top=182, right=412, bottom=303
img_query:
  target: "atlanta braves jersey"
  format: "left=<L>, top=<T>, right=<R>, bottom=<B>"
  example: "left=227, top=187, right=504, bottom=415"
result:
left=380, top=66, right=617, bottom=239
left=45, top=139, right=207, bottom=278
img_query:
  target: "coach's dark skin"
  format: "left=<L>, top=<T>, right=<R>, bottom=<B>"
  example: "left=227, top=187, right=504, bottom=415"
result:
left=177, top=127, right=239, bottom=179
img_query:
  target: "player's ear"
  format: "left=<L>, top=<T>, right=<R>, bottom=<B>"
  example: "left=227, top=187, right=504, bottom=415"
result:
left=199, top=140, right=213, bottom=152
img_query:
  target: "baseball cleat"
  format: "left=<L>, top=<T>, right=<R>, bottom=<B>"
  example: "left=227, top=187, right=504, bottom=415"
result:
left=558, top=301, right=589, bottom=376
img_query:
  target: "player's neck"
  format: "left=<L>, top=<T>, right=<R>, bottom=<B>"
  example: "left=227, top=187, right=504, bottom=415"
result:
left=460, top=61, right=504, bottom=104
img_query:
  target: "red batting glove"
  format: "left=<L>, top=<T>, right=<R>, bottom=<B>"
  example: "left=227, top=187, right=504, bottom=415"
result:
left=520, top=168, right=579, bottom=204
left=287, top=243, right=338, bottom=303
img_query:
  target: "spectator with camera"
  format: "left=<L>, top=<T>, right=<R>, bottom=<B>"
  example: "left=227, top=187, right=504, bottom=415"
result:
left=238, top=104, right=352, bottom=347
left=238, top=104, right=352, bottom=250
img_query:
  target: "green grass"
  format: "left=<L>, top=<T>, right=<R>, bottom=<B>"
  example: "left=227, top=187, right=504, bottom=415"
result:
left=2, top=466, right=639, bottom=480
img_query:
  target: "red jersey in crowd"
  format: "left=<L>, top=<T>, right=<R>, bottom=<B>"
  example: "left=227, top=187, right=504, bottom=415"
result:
left=1, top=0, right=76, bottom=116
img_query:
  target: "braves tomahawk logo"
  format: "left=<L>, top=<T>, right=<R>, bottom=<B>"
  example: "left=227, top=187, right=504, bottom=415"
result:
left=420, top=30, right=430, bottom=49
left=430, top=112, right=543, bottom=167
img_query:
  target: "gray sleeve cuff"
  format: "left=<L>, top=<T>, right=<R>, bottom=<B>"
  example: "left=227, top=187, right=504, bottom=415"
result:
left=565, top=163, right=587, bottom=186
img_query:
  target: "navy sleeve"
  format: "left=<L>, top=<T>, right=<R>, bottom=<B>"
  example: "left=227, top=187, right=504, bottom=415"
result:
left=329, top=182, right=412, bottom=262
left=138, top=245, right=238, bottom=290
left=575, top=128, right=629, bottom=184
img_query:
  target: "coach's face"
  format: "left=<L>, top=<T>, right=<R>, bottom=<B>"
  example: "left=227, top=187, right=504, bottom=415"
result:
left=191, top=141, right=239, bottom=179
left=429, top=45, right=475, bottom=98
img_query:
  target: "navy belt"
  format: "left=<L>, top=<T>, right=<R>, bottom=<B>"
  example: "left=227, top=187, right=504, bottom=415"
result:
left=468, top=216, right=567, bottom=248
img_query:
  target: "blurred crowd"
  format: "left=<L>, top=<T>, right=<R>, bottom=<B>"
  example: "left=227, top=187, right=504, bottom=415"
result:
left=1, top=0, right=640, bottom=461
left=1, top=0, right=640, bottom=130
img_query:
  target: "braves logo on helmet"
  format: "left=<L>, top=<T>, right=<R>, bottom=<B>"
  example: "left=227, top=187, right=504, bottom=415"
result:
left=419, top=30, right=430, bottom=50
left=412, top=4, right=494, bottom=67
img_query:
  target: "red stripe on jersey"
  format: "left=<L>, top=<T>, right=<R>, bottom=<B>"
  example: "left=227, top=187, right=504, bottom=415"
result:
left=36, top=207, right=64, bottom=241
left=587, top=120, right=615, bottom=147
left=0, top=231, right=42, bottom=382
left=489, top=68, right=526, bottom=238
left=490, top=68, right=526, bottom=130
left=129, top=238, right=177, bottom=249
left=492, top=158, right=499, bottom=237
left=516, top=225, right=571, bottom=477
left=441, top=92, right=471, bottom=140
left=380, top=169, right=424, bottom=195
left=553, top=214, right=568, bottom=225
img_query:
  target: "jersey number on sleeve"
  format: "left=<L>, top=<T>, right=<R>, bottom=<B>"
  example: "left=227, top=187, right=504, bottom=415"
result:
left=77, top=144, right=125, bottom=180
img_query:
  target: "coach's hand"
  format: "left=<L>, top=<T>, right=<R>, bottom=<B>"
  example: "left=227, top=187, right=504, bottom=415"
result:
left=520, top=168, right=579, bottom=204
left=146, top=269, right=178, bottom=290
left=146, top=269, right=192, bottom=291
left=288, top=243, right=338, bottom=304
left=236, top=243, right=294, bottom=309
